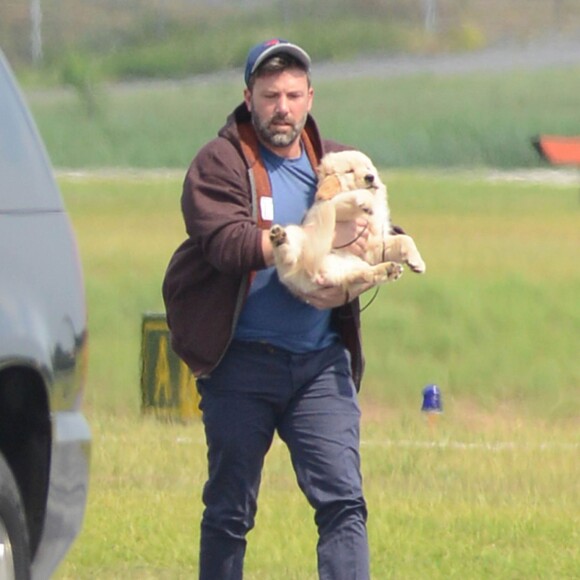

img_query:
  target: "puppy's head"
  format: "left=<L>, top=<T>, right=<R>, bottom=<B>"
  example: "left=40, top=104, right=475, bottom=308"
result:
left=316, top=150, right=383, bottom=201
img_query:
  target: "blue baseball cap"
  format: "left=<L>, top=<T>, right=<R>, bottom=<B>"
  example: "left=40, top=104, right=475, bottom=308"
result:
left=244, top=38, right=311, bottom=86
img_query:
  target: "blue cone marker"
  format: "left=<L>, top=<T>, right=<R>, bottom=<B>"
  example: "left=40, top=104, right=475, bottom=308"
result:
left=422, top=384, right=442, bottom=428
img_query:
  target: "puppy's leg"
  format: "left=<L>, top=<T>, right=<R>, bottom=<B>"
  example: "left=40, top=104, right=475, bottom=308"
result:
left=342, top=261, right=403, bottom=286
left=369, top=261, right=404, bottom=283
left=383, top=234, right=426, bottom=273
left=270, top=224, right=303, bottom=268
left=330, top=189, right=376, bottom=220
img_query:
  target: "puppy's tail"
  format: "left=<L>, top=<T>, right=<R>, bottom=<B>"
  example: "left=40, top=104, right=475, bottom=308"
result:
left=301, top=202, right=336, bottom=275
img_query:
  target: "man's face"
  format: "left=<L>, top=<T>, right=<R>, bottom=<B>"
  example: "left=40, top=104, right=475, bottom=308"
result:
left=244, top=68, right=313, bottom=157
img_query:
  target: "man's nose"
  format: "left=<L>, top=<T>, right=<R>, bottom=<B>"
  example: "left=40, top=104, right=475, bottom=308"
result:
left=275, top=95, right=289, bottom=114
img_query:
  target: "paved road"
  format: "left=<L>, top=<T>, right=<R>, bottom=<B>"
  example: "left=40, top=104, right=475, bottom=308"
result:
left=313, top=37, right=580, bottom=80
left=110, top=37, right=580, bottom=94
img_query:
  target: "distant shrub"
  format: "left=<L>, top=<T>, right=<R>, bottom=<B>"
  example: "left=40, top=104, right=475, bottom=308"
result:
left=61, top=52, right=104, bottom=117
left=450, top=20, right=487, bottom=52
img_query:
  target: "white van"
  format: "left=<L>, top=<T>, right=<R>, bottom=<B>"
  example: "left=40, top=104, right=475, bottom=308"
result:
left=0, top=51, right=90, bottom=579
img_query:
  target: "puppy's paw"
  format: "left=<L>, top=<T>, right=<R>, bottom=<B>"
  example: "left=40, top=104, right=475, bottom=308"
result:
left=407, top=255, right=426, bottom=274
left=371, top=261, right=403, bottom=284
left=354, top=190, right=375, bottom=215
left=358, top=202, right=374, bottom=215
left=383, top=235, right=426, bottom=274
left=385, top=261, right=404, bottom=281
left=401, top=242, right=426, bottom=273
left=269, top=225, right=287, bottom=247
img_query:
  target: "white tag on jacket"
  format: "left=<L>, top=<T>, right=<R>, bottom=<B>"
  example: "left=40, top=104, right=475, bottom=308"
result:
left=260, top=197, right=274, bottom=221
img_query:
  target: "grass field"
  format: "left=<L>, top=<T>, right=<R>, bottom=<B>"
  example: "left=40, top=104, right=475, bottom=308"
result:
left=52, top=170, right=579, bottom=578
left=27, top=64, right=580, bottom=170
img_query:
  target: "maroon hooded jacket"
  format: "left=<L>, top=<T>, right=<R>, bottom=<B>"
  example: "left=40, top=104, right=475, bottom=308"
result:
left=162, top=103, right=365, bottom=388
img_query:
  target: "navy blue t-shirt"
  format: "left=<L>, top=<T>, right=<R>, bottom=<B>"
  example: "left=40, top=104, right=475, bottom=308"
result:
left=233, top=144, right=338, bottom=352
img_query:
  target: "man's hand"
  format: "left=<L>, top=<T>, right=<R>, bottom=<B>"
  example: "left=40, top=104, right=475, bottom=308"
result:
left=298, top=278, right=376, bottom=310
left=333, top=218, right=369, bottom=258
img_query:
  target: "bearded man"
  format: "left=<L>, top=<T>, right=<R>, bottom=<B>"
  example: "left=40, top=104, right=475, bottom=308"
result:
left=163, top=39, right=375, bottom=580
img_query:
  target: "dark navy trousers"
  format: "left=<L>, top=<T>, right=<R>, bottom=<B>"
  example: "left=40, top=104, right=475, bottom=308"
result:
left=196, top=340, right=369, bottom=580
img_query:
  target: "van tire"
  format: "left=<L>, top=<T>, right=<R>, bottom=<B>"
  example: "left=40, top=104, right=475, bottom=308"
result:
left=0, top=453, right=30, bottom=580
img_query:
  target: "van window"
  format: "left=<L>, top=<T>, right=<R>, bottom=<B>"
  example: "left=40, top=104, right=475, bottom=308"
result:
left=0, top=52, right=62, bottom=212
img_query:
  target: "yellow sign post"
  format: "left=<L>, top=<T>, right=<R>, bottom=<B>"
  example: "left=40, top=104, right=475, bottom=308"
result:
left=140, top=313, right=201, bottom=421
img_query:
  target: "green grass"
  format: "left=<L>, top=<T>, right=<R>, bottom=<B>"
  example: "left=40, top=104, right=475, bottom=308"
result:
left=314, top=68, right=580, bottom=168
left=27, top=65, right=580, bottom=170
left=361, top=172, right=580, bottom=420
left=53, top=170, right=579, bottom=578
left=58, top=170, right=580, bottom=419
left=57, top=414, right=579, bottom=579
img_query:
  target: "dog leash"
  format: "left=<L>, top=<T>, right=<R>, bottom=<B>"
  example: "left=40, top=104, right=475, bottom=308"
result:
left=359, top=286, right=380, bottom=312
left=338, top=286, right=380, bottom=319
left=334, top=221, right=384, bottom=312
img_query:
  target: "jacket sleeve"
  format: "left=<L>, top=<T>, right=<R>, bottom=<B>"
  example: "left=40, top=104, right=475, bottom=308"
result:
left=181, top=138, right=267, bottom=275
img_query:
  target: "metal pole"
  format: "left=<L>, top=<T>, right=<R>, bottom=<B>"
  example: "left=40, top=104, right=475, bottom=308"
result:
left=423, top=0, right=438, bottom=34
left=553, top=0, right=562, bottom=31
left=30, top=0, right=43, bottom=64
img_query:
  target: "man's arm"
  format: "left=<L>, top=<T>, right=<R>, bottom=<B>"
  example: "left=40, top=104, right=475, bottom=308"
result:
left=182, top=142, right=267, bottom=275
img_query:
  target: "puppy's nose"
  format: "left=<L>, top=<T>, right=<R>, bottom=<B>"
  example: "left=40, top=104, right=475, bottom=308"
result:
left=364, top=174, right=375, bottom=185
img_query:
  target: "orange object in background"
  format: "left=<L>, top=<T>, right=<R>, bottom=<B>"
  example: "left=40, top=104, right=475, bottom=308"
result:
left=532, top=135, right=580, bottom=166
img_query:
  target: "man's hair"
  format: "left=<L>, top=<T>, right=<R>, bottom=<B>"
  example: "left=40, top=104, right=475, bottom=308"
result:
left=248, top=54, right=311, bottom=90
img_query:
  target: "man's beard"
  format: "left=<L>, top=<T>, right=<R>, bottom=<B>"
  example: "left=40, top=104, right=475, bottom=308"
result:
left=252, top=111, right=307, bottom=149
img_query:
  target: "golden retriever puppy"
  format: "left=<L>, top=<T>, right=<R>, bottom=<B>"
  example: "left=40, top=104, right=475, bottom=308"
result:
left=269, top=150, right=426, bottom=299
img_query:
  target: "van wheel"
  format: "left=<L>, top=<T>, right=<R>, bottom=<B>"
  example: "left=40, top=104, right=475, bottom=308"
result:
left=0, top=454, right=30, bottom=580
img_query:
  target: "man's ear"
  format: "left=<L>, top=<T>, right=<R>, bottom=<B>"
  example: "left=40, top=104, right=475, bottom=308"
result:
left=243, top=88, right=252, bottom=112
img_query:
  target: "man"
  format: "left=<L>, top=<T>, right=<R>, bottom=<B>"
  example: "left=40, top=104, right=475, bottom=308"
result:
left=163, top=38, right=374, bottom=580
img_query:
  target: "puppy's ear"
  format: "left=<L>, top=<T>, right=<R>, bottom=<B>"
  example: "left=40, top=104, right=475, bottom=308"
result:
left=316, top=154, right=335, bottom=181
left=315, top=175, right=343, bottom=201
